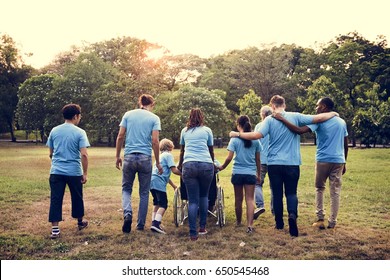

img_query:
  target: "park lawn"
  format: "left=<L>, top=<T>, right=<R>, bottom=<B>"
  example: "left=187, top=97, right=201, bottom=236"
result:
left=0, top=142, right=389, bottom=260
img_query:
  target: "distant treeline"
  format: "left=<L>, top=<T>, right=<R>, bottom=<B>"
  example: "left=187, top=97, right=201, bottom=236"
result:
left=1, top=31, right=389, bottom=147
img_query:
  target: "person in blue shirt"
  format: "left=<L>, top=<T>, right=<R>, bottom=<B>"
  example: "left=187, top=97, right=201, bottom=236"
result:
left=230, top=95, right=338, bottom=237
left=150, top=138, right=181, bottom=234
left=116, top=94, right=163, bottom=233
left=219, top=115, right=261, bottom=234
left=47, top=104, right=90, bottom=239
left=273, top=97, right=348, bottom=230
left=177, top=108, right=215, bottom=241
left=254, top=105, right=273, bottom=220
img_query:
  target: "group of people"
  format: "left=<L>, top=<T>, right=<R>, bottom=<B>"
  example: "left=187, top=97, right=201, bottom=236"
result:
left=47, top=93, right=348, bottom=240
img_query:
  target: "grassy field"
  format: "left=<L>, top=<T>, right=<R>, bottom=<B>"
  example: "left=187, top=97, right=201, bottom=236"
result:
left=0, top=142, right=389, bottom=260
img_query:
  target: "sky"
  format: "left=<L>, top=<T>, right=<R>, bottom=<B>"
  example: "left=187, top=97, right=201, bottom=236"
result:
left=1, top=0, right=390, bottom=68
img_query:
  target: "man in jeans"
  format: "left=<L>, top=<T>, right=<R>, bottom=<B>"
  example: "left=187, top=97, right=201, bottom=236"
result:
left=254, top=105, right=273, bottom=219
left=116, top=94, right=163, bottom=233
left=47, top=104, right=90, bottom=239
left=274, top=97, right=348, bottom=229
left=230, top=95, right=338, bottom=237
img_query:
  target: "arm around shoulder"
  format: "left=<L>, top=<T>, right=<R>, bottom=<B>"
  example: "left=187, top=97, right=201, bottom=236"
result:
left=312, top=112, right=339, bottom=123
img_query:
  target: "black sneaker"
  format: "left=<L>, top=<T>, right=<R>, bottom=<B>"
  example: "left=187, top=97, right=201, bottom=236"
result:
left=150, top=221, right=166, bottom=234
left=327, top=221, right=336, bottom=229
left=254, top=208, right=265, bottom=220
left=288, top=214, right=299, bottom=237
left=122, top=214, right=132, bottom=233
left=78, top=220, right=88, bottom=230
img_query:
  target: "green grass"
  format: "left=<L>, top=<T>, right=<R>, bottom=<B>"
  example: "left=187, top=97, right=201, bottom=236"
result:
left=0, top=142, right=389, bottom=260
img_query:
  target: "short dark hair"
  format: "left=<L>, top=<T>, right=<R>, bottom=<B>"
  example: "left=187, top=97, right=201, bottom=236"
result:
left=319, top=97, right=334, bottom=110
left=269, top=95, right=285, bottom=108
left=62, top=104, right=81, bottom=120
left=138, top=94, right=155, bottom=107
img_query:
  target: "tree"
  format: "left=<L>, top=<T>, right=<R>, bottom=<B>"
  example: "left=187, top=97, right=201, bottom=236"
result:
left=45, top=52, right=120, bottom=142
left=0, top=34, right=33, bottom=141
left=298, top=75, right=348, bottom=114
left=154, top=85, right=231, bottom=146
left=236, top=89, right=263, bottom=124
left=321, top=32, right=385, bottom=146
left=352, top=84, right=390, bottom=147
left=17, top=74, right=58, bottom=142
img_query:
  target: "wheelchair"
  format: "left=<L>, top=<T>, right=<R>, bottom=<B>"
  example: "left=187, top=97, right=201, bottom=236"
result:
left=173, top=172, right=226, bottom=227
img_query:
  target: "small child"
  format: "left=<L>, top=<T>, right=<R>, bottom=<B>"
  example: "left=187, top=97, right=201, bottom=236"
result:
left=150, top=138, right=181, bottom=234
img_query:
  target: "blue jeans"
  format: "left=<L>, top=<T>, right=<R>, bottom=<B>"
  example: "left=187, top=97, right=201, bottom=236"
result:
left=268, top=165, right=300, bottom=228
left=255, top=164, right=274, bottom=213
left=122, top=153, right=152, bottom=229
left=183, top=161, right=214, bottom=237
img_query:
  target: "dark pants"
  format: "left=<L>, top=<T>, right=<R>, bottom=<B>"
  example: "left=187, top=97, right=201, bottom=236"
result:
left=150, top=189, right=168, bottom=209
left=268, top=165, right=300, bottom=228
left=49, top=174, right=84, bottom=222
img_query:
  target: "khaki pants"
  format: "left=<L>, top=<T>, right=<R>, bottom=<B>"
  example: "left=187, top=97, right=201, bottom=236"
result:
left=315, top=162, right=345, bottom=224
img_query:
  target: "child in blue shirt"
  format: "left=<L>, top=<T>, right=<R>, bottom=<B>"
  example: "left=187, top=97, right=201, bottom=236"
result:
left=150, top=138, right=181, bottom=234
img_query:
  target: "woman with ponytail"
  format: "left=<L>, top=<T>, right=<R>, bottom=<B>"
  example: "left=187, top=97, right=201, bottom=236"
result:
left=219, top=115, right=262, bottom=233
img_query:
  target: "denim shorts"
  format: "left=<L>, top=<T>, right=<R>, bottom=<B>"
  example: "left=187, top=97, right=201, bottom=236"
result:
left=231, top=174, right=257, bottom=185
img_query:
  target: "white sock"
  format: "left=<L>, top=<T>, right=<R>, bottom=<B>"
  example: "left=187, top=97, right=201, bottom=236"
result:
left=155, top=213, right=163, bottom=222
left=152, top=212, right=156, bottom=221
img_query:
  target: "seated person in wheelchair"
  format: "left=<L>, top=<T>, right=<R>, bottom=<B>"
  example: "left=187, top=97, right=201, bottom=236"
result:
left=179, top=159, right=221, bottom=213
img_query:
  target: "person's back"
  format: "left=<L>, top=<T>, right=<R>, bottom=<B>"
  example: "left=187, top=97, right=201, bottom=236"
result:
left=121, top=108, right=160, bottom=155
left=228, top=137, right=261, bottom=176
left=259, top=112, right=313, bottom=166
left=180, top=126, right=213, bottom=164
left=151, top=151, right=175, bottom=188
left=49, top=123, right=89, bottom=176
left=308, top=116, right=347, bottom=163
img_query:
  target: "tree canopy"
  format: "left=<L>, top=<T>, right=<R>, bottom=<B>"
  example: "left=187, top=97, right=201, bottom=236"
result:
left=1, top=31, right=388, bottom=147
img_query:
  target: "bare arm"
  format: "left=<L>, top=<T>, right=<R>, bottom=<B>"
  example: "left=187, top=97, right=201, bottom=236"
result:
left=115, top=126, right=126, bottom=170
left=219, top=150, right=234, bottom=171
left=312, top=112, right=339, bottom=123
left=273, top=113, right=311, bottom=135
left=168, top=178, right=178, bottom=190
left=177, top=145, right=185, bottom=170
left=49, top=148, right=53, bottom=159
left=152, top=130, right=163, bottom=174
left=80, top=147, right=88, bottom=184
left=208, top=145, right=215, bottom=162
left=229, top=131, right=263, bottom=140
left=170, top=166, right=182, bottom=176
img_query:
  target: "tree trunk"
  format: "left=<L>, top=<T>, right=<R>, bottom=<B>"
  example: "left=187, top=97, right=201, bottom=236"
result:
left=7, top=120, right=16, bottom=142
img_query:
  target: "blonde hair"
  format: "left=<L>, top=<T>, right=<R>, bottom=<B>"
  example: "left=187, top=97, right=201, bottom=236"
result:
left=159, top=138, right=174, bottom=152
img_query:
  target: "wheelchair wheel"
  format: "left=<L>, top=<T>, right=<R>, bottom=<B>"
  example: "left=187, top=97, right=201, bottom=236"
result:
left=173, top=187, right=186, bottom=227
left=216, top=186, right=226, bottom=227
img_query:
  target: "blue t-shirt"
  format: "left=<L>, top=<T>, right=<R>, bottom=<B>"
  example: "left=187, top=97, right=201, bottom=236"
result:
left=255, top=122, right=268, bottom=165
left=119, top=109, right=161, bottom=156
left=150, top=151, right=176, bottom=192
left=307, top=116, right=348, bottom=163
left=180, top=126, right=214, bottom=164
left=227, top=137, right=261, bottom=176
left=258, top=111, right=314, bottom=166
left=47, top=123, right=90, bottom=176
